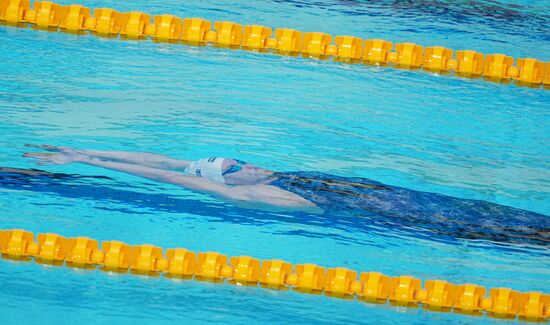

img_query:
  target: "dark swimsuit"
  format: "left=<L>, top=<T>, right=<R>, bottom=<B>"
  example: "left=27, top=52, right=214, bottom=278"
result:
left=269, top=171, right=549, bottom=244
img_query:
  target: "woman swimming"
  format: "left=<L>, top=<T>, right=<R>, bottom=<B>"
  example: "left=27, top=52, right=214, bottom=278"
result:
left=22, top=144, right=549, bottom=244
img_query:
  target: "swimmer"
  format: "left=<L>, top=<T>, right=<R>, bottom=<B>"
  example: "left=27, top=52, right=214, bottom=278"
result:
left=22, top=144, right=549, bottom=240
left=23, top=144, right=319, bottom=212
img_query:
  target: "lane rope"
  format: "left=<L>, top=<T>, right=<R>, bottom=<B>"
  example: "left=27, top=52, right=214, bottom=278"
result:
left=0, top=229, right=548, bottom=321
left=0, top=0, right=549, bottom=89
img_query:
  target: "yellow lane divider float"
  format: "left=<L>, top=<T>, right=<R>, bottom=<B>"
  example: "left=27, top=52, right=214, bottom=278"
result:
left=0, top=229, right=549, bottom=321
left=1, top=0, right=549, bottom=89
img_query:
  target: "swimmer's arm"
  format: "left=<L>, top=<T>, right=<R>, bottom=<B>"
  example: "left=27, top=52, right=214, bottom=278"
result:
left=76, top=150, right=191, bottom=171
left=75, top=156, right=233, bottom=195
left=75, top=157, right=317, bottom=210
left=26, top=145, right=191, bottom=170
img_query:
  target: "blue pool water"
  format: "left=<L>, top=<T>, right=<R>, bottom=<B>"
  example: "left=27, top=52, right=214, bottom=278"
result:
left=1, top=0, right=549, bottom=323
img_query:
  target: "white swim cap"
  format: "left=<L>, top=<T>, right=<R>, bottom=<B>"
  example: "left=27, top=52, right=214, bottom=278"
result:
left=184, top=157, right=226, bottom=183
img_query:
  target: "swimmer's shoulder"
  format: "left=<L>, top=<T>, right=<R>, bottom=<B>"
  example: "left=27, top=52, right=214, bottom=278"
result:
left=229, top=183, right=322, bottom=213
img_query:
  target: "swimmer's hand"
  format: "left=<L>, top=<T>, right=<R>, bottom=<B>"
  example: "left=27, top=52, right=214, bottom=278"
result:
left=24, top=144, right=85, bottom=165
left=23, top=151, right=86, bottom=166
left=25, top=144, right=77, bottom=154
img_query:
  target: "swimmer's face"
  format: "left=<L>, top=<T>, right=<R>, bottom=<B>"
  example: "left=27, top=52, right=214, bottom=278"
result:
left=222, top=159, right=274, bottom=185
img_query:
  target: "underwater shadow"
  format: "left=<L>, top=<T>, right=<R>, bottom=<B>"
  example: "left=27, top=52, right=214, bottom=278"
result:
left=0, top=167, right=548, bottom=248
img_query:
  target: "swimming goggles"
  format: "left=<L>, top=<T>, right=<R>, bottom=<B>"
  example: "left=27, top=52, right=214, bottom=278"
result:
left=222, top=159, right=247, bottom=176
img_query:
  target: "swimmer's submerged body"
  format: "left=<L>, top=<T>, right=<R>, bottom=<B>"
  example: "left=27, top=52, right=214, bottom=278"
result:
left=20, top=144, right=549, bottom=244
